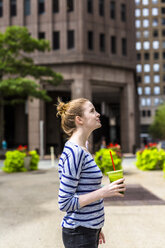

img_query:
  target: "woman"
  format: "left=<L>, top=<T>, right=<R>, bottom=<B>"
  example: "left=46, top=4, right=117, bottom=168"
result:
left=56, top=98, right=126, bottom=248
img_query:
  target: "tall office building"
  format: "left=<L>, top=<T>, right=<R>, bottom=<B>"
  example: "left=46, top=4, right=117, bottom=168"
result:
left=135, top=0, right=165, bottom=143
left=0, top=0, right=138, bottom=154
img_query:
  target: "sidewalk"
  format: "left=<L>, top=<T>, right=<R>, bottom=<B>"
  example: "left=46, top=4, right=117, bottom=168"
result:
left=0, top=158, right=165, bottom=248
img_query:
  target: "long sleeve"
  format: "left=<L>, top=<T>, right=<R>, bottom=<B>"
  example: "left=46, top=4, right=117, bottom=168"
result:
left=58, top=146, right=84, bottom=212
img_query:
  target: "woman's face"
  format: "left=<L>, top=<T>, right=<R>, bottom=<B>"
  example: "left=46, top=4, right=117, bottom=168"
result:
left=80, top=101, right=101, bottom=132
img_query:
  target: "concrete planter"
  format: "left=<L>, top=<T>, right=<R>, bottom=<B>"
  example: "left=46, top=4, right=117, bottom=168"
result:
left=24, top=156, right=31, bottom=170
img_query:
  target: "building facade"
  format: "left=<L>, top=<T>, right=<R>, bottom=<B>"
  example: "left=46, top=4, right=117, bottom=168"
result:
left=135, top=0, right=165, bottom=144
left=0, top=0, right=138, bottom=154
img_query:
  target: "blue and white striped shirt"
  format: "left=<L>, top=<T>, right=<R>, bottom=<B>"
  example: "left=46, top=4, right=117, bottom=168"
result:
left=58, top=140, right=105, bottom=229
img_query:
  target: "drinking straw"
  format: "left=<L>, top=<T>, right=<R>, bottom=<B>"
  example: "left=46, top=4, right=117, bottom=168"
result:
left=109, top=151, right=116, bottom=171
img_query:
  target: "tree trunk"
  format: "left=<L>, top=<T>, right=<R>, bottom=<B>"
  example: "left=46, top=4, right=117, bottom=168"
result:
left=0, top=98, right=4, bottom=146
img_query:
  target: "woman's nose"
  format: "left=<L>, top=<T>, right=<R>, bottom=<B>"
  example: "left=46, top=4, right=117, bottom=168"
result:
left=97, top=112, right=100, bottom=117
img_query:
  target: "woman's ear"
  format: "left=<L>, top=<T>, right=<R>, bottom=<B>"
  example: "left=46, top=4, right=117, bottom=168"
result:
left=75, top=116, right=83, bottom=126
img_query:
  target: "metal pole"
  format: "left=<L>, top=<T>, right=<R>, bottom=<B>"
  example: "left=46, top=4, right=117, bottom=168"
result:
left=50, top=146, right=55, bottom=167
left=40, top=120, right=44, bottom=159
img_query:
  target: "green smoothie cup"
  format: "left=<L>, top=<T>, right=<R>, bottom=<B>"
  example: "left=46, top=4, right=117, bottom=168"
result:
left=107, top=169, right=124, bottom=194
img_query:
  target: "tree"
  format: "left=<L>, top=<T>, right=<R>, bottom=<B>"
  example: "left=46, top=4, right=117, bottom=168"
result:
left=149, top=104, right=165, bottom=140
left=0, top=26, right=63, bottom=144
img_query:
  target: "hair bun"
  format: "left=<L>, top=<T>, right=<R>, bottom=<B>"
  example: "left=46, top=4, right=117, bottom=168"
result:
left=56, top=99, right=68, bottom=117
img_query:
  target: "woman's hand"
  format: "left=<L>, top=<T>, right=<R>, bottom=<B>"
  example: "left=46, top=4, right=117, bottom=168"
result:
left=100, top=178, right=126, bottom=198
left=99, top=230, right=105, bottom=245
left=79, top=178, right=126, bottom=208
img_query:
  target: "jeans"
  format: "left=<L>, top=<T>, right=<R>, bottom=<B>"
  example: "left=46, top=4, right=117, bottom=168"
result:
left=62, top=226, right=101, bottom=248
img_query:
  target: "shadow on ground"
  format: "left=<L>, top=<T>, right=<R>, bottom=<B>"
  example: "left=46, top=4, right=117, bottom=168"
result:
left=104, top=184, right=165, bottom=206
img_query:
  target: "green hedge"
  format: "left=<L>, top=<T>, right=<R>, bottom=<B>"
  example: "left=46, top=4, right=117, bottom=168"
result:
left=94, top=148, right=122, bottom=175
left=136, top=148, right=165, bottom=171
left=2, top=150, right=39, bottom=173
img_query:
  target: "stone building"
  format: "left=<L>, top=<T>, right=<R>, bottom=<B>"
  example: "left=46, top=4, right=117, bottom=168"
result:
left=135, top=0, right=165, bottom=144
left=0, top=0, right=139, bottom=154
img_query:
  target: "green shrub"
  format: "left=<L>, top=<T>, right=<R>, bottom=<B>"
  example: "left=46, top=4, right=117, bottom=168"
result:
left=2, top=149, right=40, bottom=173
left=2, top=150, right=27, bottom=173
left=136, top=148, right=165, bottom=171
left=94, top=148, right=122, bottom=175
left=29, top=150, right=39, bottom=170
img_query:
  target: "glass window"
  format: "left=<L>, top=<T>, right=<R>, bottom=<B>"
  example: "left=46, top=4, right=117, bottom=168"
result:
left=144, top=75, right=150, bottom=83
left=154, top=98, right=160, bottom=106
left=143, top=19, right=149, bottom=27
left=53, top=31, right=60, bottom=50
left=162, top=29, right=165, bottom=36
left=67, top=30, right=74, bottom=49
left=24, top=0, right=30, bottom=16
left=163, top=74, right=165, bottom=81
left=136, top=31, right=141, bottom=38
left=100, top=33, right=105, bottom=52
left=162, top=7, right=165, bottom=14
left=135, top=20, right=141, bottom=28
left=111, top=36, right=116, bottom=54
left=0, top=0, right=3, bottom=17
left=154, top=75, right=160, bottom=83
left=10, top=0, right=17, bottom=16
left=143, top=8, right=149, bottom=16
left=67, top=0, right=74, bottom=12
left=146, top=98, right=151, bottom=106
left=38, top=0, right=45, bottom=14
left=87, top=0, right=93, bottom=13
left=135, top=0, right=140, bottom=5
left=152, top=0, right=158, bottom=4
left=135, top=9, right=141, bottom=17
left=162, top=18, right=165, bottom=25
left=144, top=53, right=150, bottom=60
left=88, top=31, right=94, bottom=50
left=152, top=18, right=158, bottom=26
left=122, top=38, right=127, bottom=56
left=99, top=0, right=104, bottom=16
left=110, top=1, right=115, bottom=18
left=162, top=0, right=165, bottom=3
left=38, top=32, right=45, bottom=39
left=143, top=41, right=150, bottom=49
left=136, top=42, right=141, bottom=50
left=138, top=87, right=143, bottom=95
left=152, top=8, right=158, bottom=16
left=121, top=3, right=126, bottom=22
left=141, top=98, right=146, bottom=106
left=136, top=64, right=142, bottom=72
left=153, top=41, right=159, bottom=49
left=137, top=53, right=141, bottom=60
left=137, top=75, right=142, bottom=83
left=153, top=30, right=158, bottom=37
left=153, top=63, right=160, bottom=71
left=163, top=63, right=165, bottom=72
left=143, top=30, right=149, bottom=38
left=162, top=41, right=165, bottom=48
left=144, top=64, right=150, bottom=72
left=142, top=110, right=146, bottom=117
left=163, top=52, right=165, bottom=59
left=154, top=52, right=159, bottom=59
left=53, top=0, right=59, bottom=13
left=154, top=86, right=160, bottom=94
left=143, top=0, right=149, bottom=5
left=144, top=87, right=151, bottom=95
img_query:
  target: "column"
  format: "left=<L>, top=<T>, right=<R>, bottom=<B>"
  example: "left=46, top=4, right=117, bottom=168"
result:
left=120, top=74, right=136, bottom=153
left=28, top=98, right=40, bottom=152
left=71, top=77, right=92, bottom=100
